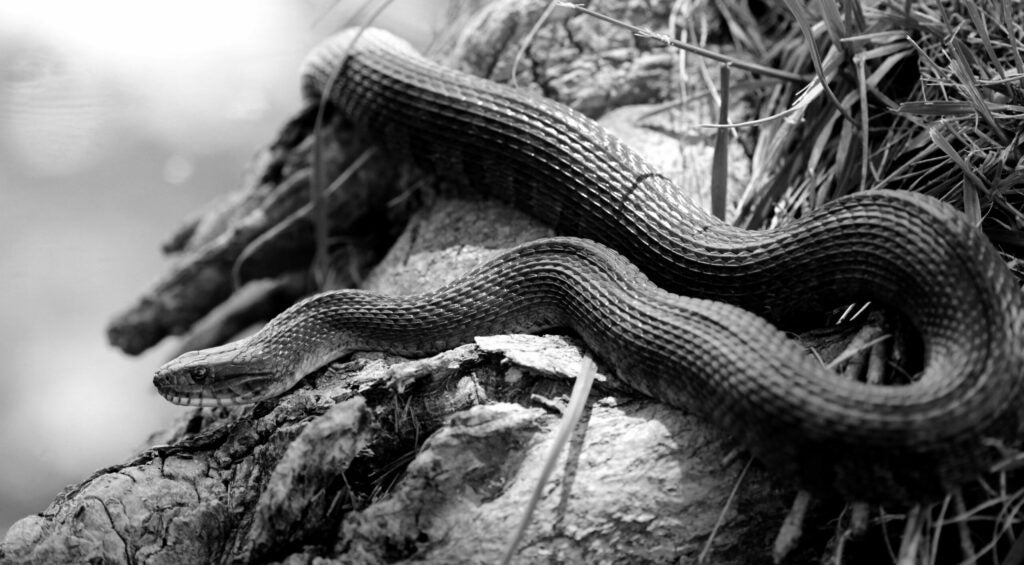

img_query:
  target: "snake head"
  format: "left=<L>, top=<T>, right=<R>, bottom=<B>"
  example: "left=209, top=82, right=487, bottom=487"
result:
left=153, top=339, right=290, bottom=406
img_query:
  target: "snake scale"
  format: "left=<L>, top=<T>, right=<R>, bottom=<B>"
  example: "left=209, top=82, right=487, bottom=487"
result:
left=154, top=28, right=1024, bottom=503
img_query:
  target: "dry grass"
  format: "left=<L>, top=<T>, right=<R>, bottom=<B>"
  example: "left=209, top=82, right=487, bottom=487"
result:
left=730, top=0, right=1023, bottom=243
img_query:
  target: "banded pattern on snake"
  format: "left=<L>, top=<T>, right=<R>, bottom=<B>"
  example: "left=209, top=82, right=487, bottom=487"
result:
left=154, top=28, right=1024, bottom=503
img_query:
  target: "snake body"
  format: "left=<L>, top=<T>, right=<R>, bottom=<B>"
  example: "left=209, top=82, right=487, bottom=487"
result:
left=155, top=28, right=1024, bottom=503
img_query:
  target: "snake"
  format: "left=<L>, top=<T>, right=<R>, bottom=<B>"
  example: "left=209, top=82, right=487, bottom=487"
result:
left=153, top=27, right=1024, bottom=504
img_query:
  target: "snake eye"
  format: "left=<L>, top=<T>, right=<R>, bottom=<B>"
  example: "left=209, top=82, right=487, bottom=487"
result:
left=189, top=366, right=211, bottom=384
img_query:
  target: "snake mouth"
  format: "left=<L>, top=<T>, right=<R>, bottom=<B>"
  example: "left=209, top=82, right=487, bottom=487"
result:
left=154, top=369, right=280, bottom=407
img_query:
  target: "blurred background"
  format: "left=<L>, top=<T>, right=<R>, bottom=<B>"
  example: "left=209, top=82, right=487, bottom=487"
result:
left=0, top=0, right=443, bottom=537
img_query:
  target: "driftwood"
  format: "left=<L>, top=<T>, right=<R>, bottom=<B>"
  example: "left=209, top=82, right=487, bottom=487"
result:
left=0, top=1, right=880, bottom=563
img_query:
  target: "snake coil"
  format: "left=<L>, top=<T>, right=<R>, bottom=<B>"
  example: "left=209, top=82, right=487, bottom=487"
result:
left=155, top=28, right=1024, bottom=503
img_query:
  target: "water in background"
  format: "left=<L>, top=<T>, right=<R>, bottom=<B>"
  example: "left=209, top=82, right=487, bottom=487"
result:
left=0, top=0, right=443, bottom=537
